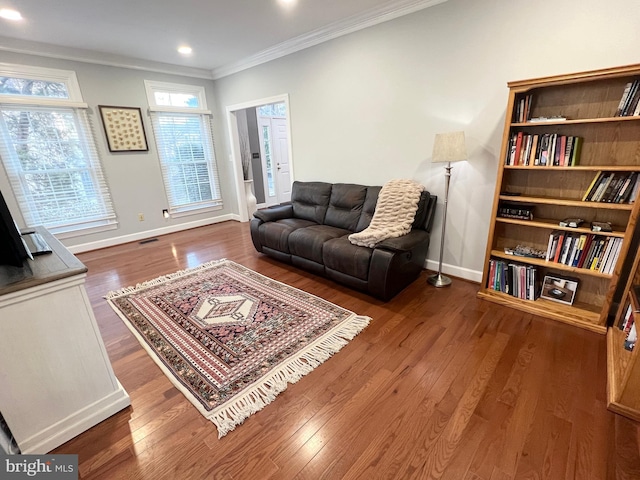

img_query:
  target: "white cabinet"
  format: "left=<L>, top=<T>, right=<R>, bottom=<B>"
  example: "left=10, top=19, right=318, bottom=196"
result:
left=0, top=228, right=129, bottom=454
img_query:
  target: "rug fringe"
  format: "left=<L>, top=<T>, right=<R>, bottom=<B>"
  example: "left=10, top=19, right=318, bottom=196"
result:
left=208, top=314, right=371, bottom=438
left=105, top=258, right=228, bottom=299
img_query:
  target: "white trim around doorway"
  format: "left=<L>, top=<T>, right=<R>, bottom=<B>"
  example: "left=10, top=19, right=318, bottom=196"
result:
left=225, top=94, right=294, bottom=222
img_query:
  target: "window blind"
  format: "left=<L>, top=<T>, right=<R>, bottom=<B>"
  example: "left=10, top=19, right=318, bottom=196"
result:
left=149, top=111, right=222, bottom=214
left=0, top=105, right=117, bottom=234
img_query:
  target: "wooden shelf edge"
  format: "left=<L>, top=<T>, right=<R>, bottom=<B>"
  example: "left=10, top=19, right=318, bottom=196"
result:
left=498, top=195, right=634, bottom=210
left=504, top=165, right=640, bottom=172
left=477, top=289, right=606, bottom=334
left=490, top=250, right=613, bottom=279
left=606, top=327, right=640, bottom=421
left=496, top=217, right=626, bottom=238
left=511, top=116, right=640, bottom=127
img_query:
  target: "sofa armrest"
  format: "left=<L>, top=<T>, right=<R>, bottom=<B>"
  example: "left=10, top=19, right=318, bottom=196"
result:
left=375, top=230, right=430, bottom=253
left=253, top=204, right=294, bottom=222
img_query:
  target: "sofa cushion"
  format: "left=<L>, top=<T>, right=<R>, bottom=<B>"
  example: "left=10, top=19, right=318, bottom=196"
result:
left=289, top=225, right=351, bottom=264
left=354, top=186, right=381, bottom=232
left=258, top=218, right=317, bottom=253
left=323, top=236, right=373, bottom=281
left=323, top=183, right=368, bottom=231
left=291, top=181, right=332, bottom=224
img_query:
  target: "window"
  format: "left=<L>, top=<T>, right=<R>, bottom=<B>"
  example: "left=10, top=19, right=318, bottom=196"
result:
left=145, top=80, right=222, bottom=215
left=0, top=64, right=116, bottom=236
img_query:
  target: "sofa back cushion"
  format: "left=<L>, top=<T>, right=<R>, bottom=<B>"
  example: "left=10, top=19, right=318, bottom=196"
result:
left=354, top=186, right=381, bottom=232
left=291, top=181, right=332, bottom=224
left=324, top=184, right=368, bottom=231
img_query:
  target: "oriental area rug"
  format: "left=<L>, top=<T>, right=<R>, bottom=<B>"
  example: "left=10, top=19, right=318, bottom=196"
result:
left=106, top=259, right=371, bottom=438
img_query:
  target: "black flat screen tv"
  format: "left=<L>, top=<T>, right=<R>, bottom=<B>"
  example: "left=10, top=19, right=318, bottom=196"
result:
left=0, top=190, right=30, bottom=267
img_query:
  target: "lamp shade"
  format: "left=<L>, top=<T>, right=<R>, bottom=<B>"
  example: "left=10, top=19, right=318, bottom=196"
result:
left=432, top=131, right=467, bottom=163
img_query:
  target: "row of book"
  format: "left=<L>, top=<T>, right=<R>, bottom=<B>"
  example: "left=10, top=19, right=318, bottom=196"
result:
left=487, top=259, right=539, bottom=300
left=505, top=132, right=582, bottom=167
left=618, top=300, right=638, bottom=351
left=582, top=171, right=639, bottom=203
left=615, top=79, right=640, bottom=117
left=514, top=94, right=533, bottom=123
left=545, top=231, right=622, bottom=274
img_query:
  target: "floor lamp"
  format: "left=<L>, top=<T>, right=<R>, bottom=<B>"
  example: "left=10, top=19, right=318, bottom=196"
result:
left=427, top=131, right=467, bottom=287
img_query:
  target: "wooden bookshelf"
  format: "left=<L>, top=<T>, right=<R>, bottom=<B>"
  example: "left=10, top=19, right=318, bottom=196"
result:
left=479, top=64, right=640, bottom=333
left=607, top=228, right=640, bottom=421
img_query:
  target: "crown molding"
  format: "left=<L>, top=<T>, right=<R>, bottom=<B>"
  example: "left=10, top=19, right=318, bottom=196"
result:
left=211, top=0, right=448, bottom=79
left=0, top=36, right=214, bottom=80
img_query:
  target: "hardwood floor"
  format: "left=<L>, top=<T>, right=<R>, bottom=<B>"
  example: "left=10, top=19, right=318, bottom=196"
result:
left=52, top=221, right=640, bottom=479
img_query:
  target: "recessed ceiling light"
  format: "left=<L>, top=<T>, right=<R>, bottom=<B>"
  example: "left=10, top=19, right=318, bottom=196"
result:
left=0, top=8, right=22, bottom=21
left=178, top=46, right=192, bottom=55
left=278, top=0, right=296, bottom=4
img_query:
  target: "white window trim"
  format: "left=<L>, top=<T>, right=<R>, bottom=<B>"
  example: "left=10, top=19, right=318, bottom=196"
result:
left=0, top=63, right=117, bottom=237
left=144, top=80, right=210, bottom=114
left=145, top=80, right=222, bottom=215
left=0, top=63, right=87, bottom=108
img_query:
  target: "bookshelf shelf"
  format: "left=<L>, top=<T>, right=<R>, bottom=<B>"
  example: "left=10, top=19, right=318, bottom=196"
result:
left=480, top=63, right=640, bottom=332
left=495, top=217, right=626, bottom=238
left=512, top=115, right=640, bottom=127
left=498, top=195, right=634, bottom=210
left=477, top=289, right=603, bottom=333
left=505, top=165, right=640, bottom=172
left=490, top=250, right=613, bottom=278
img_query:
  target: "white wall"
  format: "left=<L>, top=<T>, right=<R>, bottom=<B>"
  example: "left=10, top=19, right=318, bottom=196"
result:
left=212, top=0, right=640, bottom=281
left=0, top=51, right=239, bottom=252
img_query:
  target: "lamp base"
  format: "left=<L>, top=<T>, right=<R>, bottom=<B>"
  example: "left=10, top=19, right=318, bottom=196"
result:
left=427, top=273, right=452, bottom=287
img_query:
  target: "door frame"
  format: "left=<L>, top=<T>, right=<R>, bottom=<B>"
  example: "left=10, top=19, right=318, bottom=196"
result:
left=225, top=94, right=294, bottom=222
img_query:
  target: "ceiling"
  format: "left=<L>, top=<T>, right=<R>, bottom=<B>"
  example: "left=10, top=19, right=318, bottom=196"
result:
left=0, top=0, right=446, bottom=79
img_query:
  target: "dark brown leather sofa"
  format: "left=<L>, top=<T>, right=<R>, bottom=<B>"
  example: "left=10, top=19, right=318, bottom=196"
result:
left=250, top=181, right=437, bottom=301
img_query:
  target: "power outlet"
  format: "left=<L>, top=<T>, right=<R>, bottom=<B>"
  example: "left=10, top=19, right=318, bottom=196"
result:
left=138, top=213, right=144, bottom=221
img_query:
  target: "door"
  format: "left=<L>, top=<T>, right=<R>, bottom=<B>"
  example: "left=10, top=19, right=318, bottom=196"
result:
left=258, top=116, right=291, bottom=205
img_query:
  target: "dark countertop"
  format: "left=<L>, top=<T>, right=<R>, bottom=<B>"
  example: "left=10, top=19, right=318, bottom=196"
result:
left=0, top=226, right=87, bottom=296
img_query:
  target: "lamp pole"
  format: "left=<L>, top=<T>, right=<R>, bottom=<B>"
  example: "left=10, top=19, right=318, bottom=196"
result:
left=428, top=161, right=453, bottom=287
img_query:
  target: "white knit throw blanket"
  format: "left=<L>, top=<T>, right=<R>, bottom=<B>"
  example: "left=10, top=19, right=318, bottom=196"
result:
left=348, top=179, right=425, bottom=248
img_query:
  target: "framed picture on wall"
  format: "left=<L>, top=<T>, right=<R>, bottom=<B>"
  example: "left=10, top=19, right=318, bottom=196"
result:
left=99, top=105, right=148, bottom=152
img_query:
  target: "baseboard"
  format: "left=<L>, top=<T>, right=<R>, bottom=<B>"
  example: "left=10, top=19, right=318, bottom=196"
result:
left=67, top=214, right=242, bottom=254
left=424, top=259, right=482, bottom=284
left=19, top=382, right=130, bottom=454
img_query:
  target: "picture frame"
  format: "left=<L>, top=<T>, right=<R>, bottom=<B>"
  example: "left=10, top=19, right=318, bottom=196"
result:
left=99, top=105, right=148, bottom=152
left=540, top=274, right=579, bottom=305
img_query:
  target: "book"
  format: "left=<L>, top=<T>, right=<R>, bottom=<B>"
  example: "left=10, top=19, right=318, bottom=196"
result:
left=528, top=134, right=539, bottom=166
left=514, top=132, right=524, bottom=166
left=625, top=322, right=637, bottom=351
left=553, top=232, right=566, bottom=263
left=620, top=303, right=633, bottom=330
left=549, top=134, right=558, bottom=166
left=602, top=238, right=622, bottom=274
left=616, top=172, right=637, bottom=203
left=538, top=134, right=550, bottom=166
left=626, top=84, right=640, bottom=116
left=592, top=173, right=615, bottom=202
left=615, top=81, right=634, bottom=116
left=577, top=235, right=596, bottom=268
left=570, top=136, right=582, bottom=166
left=570, top=234, right=588, bottom=267
left=589, top=237, right=607, bottom=270
left=602, top=173, right=625, bottom=202
left=583, top=171, right=603, bottom=201
left=564, top=136, right=574, bottom=166
left=622, top=80, right=640, bottom=116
